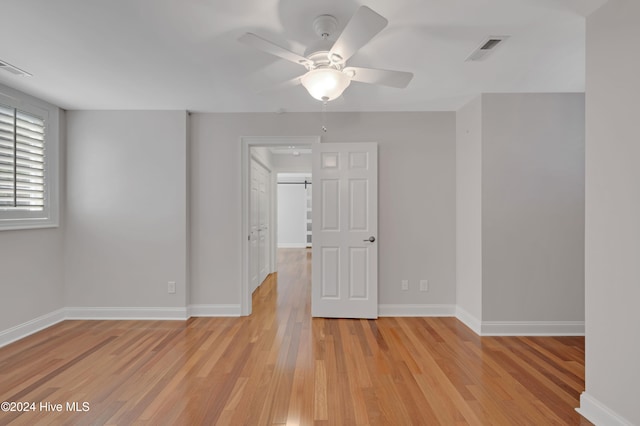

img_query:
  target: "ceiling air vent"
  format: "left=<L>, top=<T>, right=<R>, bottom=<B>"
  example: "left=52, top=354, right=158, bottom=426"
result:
left=0, top=59, right=32, bottom=77
left=465, top=36, right=509, bottom=62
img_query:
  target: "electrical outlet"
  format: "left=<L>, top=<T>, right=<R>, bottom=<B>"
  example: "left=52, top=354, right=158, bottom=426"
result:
left=420, top=280, right=429, bottom=292
left=401, top=280, right=409, bottom=291
left=168, top=281, right=176, bottom=294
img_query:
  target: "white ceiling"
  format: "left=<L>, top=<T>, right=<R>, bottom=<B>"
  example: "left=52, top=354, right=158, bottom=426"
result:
left=0, top=0, right=608, bottom=112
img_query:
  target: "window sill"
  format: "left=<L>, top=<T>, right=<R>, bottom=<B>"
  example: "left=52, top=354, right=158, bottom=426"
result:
left=0, top=218, right=60, bottom=232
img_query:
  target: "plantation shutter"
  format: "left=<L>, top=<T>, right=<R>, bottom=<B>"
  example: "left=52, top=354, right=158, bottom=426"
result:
left=0, top=104, right=45, bottom=210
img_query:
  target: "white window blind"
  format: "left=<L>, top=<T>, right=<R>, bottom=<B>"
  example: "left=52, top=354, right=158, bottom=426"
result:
left=0, top=85, right=58, bottom=230
left=0, top=104, right=46, bottom=211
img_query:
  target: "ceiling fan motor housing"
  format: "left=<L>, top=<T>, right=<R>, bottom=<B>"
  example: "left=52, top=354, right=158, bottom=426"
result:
left=304, top=15, right=343, bottom=69
left=313, top=15, right=338, bottom=39
left=304, top=48, right=342, bottom=70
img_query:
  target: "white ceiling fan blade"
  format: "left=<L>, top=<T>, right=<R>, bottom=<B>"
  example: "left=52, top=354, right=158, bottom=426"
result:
left=260, top=74, right=305, bottom=93
left=239, top=33, right=311, bottom=67
left=344, top=67, right=413, bottom=88
left=329, top=6, right=388, bottom=63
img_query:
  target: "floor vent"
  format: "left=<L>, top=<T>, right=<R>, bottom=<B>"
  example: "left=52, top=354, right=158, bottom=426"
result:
left=465, top=36, right=509, bottom=62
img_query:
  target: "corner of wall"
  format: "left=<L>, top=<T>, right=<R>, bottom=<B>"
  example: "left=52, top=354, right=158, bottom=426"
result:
left=577, top=392, right=635, bottom=426
left=0, top=309, right=66, bottom=349
left=455, top=305, right=482, bottom=335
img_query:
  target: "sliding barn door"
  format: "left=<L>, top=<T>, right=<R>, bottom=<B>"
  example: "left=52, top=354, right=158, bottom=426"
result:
left=312, top=142, right=378, bottom=318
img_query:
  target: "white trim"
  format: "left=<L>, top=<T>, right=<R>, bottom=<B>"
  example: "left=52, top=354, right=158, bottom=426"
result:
left=0, top=308, right=66, bottom=348
left=188, top=304, right=241, bottom=317
left=377, top=305, right=584, bottom=335
left=0, top=84, right=60, bottom=231
left=480, top=320, right=585, bottom=336
left=0, top=304, right=586, bottom=348
left=455, top=306, right=482, bottom=335
left=379, top=304, right=456, bottom=317
left=241, top=136, right=320, bottom=316
left=577, top=392, right=634, bottom=426
left=0, top=305, right=242, bottom=347
left=277, top=243, right=308, bottom=248
left=65, top=307, right=188, bottom=320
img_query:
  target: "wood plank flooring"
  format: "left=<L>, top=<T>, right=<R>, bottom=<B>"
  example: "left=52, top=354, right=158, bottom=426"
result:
left=0, top=248, right=590, bottom=425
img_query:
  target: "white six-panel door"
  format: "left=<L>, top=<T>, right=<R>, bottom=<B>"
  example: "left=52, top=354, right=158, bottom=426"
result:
left=312, top=142, right=378, bottom=318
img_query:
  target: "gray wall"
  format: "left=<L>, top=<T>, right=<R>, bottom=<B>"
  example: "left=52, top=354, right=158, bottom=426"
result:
left=0, top=108, right=65, bottom=334
left=0, top=228, right=65, bottom=330
left=583, top=1, right=640, bottom=423
left=456, top=96, right=483, bottom=322
left=190, top=112, right=456, bottom=306
left=482, top=93, right=585, bottom=322
left=455, top=93, right=585, bottom=327
left=272, top=153, right=312, bottom=172
left=64, top=111, right=189, bottom=310
left=3, top=96, right=585, bottom=344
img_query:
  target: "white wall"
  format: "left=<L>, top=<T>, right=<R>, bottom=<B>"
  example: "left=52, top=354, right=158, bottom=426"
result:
left=482, top=93, right=585, bottom=322
left=64, top=111, right=189, bottom=313
left=277, top=173, right=310, bottom=248
left=580, top=1, right=640, bottom=424
left=190, top=112, right=456, bottom=307
left=0, top=107, right=65, bottom=340
left=456, top=97, right=483, bottom=324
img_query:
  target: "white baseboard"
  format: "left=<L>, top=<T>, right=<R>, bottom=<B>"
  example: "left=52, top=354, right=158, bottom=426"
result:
left=376, top=306, right=583, bottom=336
left=0, top=308, right=66, bottom=349
left=65, top=307, right=189, bottom=320
left=277, top=243, right=308, bottom=248
left=577, top=392, right=634, bottom=426
left=188, top=304, right=241, bottom=317
left=379, top=304, right=456, bottom=317
left=0, top=304, right=586, bottom=348
left=0, top=304, right=241, bottom=346
left=480, top=320, right=585, bottom=336
left=455, top=306, right=482, bottom=335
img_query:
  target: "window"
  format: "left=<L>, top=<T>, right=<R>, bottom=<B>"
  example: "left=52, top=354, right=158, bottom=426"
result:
left=0, top=87, right=59, bottom=230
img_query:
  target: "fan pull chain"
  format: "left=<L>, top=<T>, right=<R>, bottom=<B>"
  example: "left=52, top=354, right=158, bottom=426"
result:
left=321, top=100, right=328, bottom=132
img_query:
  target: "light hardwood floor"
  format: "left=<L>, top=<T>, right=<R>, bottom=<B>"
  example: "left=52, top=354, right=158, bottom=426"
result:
left=0, top=248, right=590, bottom=425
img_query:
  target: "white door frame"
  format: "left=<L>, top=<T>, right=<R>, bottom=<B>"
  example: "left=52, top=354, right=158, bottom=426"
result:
left=240, top=135, right=320, bottom=316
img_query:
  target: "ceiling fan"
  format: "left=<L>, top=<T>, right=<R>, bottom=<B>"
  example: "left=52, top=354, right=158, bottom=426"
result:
left=239, top=6, right=413, bottom=103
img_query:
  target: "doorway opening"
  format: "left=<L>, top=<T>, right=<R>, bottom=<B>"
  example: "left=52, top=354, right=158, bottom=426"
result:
left=242, top=138, right=379, bottom=319
left=277, top=172, right=312, bottom=250
left=241, top=136, right=318, bottom=316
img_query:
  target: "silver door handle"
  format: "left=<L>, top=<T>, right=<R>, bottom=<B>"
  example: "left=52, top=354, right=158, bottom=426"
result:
left=364, top=236, right=375, bottom=242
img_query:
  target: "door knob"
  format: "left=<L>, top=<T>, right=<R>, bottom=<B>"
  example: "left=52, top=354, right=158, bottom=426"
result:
left=364, top=236, right=376, bottom=242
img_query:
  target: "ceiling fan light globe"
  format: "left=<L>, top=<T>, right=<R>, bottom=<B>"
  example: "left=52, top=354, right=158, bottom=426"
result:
left=301, top=68, right=351, bottom=101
